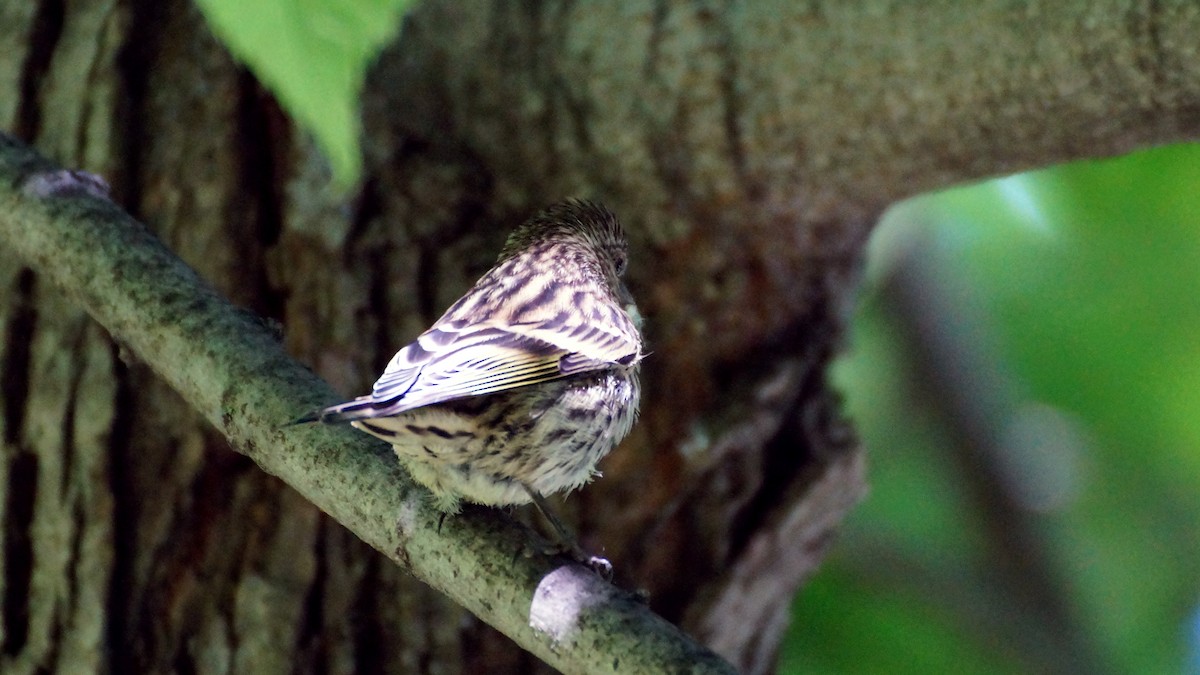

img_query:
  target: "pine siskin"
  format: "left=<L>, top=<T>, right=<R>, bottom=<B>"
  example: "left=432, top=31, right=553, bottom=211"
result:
left=297, top=200, right=643, bottom=552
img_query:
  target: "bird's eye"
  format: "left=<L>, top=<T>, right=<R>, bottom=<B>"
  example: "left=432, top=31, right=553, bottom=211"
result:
left=612, top=249, right=627, bottom=275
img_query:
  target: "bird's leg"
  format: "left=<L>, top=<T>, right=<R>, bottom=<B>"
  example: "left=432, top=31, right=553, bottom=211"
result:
left=522, top=485, right=612, bottom=578
left=522, top=486, right=582, bottom=554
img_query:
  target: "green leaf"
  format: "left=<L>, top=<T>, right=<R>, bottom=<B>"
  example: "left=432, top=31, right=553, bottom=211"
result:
left=195, top=0, right=415, bottom=187
left=794, top=144, right=1200, bottom=673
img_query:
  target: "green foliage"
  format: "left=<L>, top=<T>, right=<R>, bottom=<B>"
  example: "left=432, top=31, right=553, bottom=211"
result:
left=781, top=567, right=1020, bottom=675
left=786, top=144, right=1200, bottom=673
left=195, top=0, right=415, bottom=187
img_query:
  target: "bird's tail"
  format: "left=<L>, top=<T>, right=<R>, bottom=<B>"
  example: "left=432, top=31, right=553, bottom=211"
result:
left=288, top=397, right=380, bottom=426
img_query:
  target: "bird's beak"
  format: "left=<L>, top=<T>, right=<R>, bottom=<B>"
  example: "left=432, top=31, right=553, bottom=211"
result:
left=619, top=282, right=643, bottom=330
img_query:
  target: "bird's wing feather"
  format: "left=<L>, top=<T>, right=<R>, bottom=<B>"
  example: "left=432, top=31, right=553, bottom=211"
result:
left=364, top=278, right=641, bottom=415
left=367, top=313, right=638, bottom=415
left=494, top=280, right=642, bottom=369
left=367, top=325, right=566, bottom=414
left=519, top=317, right=640, bottom=372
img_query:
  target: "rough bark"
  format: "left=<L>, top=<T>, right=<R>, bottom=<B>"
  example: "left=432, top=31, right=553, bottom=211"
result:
left=0, top=0, right=1197, bottom=673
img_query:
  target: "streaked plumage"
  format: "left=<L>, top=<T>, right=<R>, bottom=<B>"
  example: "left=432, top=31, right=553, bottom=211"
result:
left=298, top=200, right=643, bottom=517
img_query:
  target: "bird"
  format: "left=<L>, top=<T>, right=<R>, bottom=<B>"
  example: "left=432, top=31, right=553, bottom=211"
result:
left=295, top=199, right=643, bottom=559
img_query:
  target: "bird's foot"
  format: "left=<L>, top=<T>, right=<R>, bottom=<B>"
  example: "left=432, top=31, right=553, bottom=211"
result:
left=523, top=485, right=614, bottom=579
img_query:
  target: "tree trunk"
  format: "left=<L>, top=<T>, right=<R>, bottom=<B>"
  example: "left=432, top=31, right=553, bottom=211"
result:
left=3, top=0, right=1197, bottom=672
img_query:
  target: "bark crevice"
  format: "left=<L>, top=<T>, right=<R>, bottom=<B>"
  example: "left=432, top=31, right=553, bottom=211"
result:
left=14, top=0, right=64, bottom=142
left=1, top=451, right=37, bottom=656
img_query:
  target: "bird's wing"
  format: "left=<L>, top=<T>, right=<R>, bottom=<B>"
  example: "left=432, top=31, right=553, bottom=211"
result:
left=517, top=311, right=641, bottom=375
left=367, top=323, right=568, bottom=413
left=368, top=306, right=640, bottom=415
left=496, top=280, right=642, bottom=374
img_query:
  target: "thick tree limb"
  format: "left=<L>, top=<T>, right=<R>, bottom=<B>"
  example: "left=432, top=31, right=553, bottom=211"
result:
left=0, top=134, right=735, bottom=674
left=384, top=0, right=1200, bottom=223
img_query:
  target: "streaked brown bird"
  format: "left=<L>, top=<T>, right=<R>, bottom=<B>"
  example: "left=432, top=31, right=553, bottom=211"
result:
left=297, top=200, right=643, bottom=557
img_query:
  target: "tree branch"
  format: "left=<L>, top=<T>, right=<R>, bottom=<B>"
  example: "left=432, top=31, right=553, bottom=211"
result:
left=0, top=134, right=735, bottom=674
left=385, top=0, right=1200, bottom=218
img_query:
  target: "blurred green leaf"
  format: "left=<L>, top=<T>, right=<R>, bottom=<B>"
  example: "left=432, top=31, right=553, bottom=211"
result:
left=195, top=0, right=414, bottom=187
left=787, top=143, right=1200, bottom=673
left=783, top=565, right=1023, bottom=674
